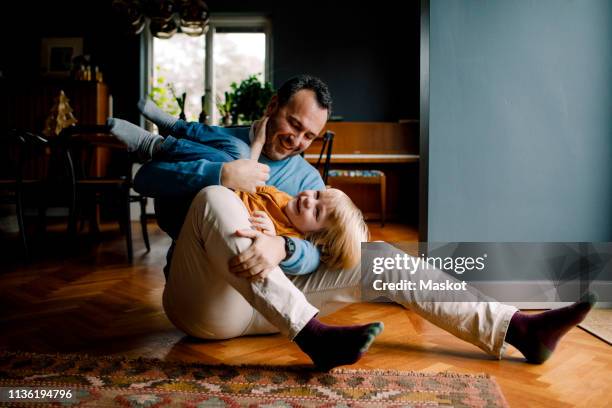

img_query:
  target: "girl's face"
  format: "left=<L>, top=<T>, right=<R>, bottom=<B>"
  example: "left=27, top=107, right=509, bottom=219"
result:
left=285, top=190, right=333, bottom=232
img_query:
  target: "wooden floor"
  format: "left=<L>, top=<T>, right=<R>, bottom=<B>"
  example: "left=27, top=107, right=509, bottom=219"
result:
left=1, top=222, right=610, bottom=407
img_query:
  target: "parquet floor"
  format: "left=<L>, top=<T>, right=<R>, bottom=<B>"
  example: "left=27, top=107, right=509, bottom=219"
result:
left=1, top=222, right=610, bottom=407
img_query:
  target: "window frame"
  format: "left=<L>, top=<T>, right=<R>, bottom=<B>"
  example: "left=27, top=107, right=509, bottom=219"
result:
left=141, top=14, right=272, bottom=126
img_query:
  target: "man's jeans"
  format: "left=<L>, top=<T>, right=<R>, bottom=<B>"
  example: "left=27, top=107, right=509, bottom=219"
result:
left=163, top=186, right=517, bottom=358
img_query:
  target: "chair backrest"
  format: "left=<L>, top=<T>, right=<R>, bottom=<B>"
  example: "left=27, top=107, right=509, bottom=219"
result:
left=315, top=130, right=335, bottom=185
left=0, top=129, right=48, bottom=183
left=58, top=125, right=134, bottom=181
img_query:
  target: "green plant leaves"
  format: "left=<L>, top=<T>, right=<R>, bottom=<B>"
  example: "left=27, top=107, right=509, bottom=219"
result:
left=217, top=74, right=274, bottom=125
left=151, top=65, right=180, bottom=117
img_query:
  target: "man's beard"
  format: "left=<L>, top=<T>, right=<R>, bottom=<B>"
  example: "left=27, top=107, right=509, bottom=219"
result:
left=262, top=119, right=297, bottom=160
left=263, top=141, right=298, bottom=160
left=261, top=119, right=276, bottom=159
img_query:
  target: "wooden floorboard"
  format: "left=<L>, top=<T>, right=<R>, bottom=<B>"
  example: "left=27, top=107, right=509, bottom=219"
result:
left=0, top=221, right=610, bottom=407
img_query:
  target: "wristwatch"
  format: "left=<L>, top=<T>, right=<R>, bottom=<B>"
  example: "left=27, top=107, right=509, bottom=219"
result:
left=282, top=236, right=296, bottom=261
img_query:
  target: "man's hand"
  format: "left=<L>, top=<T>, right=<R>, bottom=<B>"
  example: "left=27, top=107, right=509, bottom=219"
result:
left=229, top=229, right=286, bottom=282
left=249, top=210, right=276, bottom=236
left=221, top=159, right=270, bottom=193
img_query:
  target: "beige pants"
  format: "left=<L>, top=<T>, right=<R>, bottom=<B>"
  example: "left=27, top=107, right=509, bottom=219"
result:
left=163, top=186, right=517, bottom=358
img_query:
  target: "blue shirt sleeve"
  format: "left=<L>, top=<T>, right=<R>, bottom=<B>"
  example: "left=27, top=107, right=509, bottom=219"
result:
left=278, top=159, right=327, bottom=275
left=280, top=237, right=321, bottom=275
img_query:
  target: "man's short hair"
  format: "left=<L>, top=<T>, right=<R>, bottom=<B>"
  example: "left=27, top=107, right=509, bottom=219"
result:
left=277, top=75, right=333, bottom=118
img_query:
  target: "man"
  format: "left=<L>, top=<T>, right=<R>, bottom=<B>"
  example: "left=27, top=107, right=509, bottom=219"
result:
left=108, top=75, right=384, bottom=371
left=133, top=75, right=329, bottom=278
left=117, top=75, right=594, bottom=369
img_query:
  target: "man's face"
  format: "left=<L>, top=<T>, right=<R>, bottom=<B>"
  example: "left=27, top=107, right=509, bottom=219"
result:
left=262, top=90, right=328, bottom=161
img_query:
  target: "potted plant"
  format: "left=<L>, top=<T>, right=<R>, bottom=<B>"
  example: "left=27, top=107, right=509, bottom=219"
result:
left=216, top=91, right=234, bottom=126
left=225, top=75, right=274, bottom=126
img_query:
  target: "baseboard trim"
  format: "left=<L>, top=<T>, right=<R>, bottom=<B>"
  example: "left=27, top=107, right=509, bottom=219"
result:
left=470, top=280, right=611, bottom=309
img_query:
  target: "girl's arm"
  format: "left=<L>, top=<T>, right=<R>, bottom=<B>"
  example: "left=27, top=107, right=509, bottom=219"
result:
left=249, top=116, right=268, bottom=161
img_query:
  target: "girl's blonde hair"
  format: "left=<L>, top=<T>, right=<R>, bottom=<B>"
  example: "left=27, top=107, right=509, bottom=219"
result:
left=305, top=188, right=369, bottom=270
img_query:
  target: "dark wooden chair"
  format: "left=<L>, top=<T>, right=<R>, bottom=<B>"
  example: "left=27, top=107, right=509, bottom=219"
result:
left=0, top=129, right=49, bottom=258
left=58, top=125, right=150, bottom=262
left=314, top=130, right=335, bottom=184
left=315, top=130, right=386, bottom=226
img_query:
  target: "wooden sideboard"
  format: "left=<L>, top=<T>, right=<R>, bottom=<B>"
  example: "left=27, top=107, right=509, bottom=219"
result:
left=8, top=80, right=109, bottom=131
left=304, top=121, right=419, bottom=224
left=3, top=80, right=110, bottom=178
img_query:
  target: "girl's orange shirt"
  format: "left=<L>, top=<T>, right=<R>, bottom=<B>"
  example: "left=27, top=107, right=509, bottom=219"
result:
left=235, top=186, right=302, bottom=238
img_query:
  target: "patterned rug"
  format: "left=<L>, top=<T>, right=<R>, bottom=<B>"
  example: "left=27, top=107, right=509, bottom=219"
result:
left=579, top=308, right=612, bottom=345
left=0, top=351, right=508, bottom=407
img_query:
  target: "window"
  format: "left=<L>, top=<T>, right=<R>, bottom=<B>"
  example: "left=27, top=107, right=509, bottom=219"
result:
left=152, top=35, right=205, bottom=121
left=145, top=16, right=270, bottom=125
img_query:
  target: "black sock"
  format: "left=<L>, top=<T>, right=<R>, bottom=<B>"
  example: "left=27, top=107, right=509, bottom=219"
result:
left=505, top=292, right=596, bottom=363
left=294, top=317, right=383, bottom=371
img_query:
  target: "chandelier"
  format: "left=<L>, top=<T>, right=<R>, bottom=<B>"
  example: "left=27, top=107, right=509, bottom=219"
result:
left=112, top=0, right=209, bottom=39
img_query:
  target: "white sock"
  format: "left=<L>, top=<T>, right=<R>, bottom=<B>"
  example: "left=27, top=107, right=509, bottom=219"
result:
left=107, top=118, right=164, bottom=163
left=137, top=98, right=177, bottom=136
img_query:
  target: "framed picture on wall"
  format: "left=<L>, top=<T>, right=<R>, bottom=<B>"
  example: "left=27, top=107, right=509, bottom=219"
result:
left=41, top=37, right=83, bottom=77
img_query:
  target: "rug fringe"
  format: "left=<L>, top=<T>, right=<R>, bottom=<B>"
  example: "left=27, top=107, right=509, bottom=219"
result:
left=0, top=350, right=490, bottom=378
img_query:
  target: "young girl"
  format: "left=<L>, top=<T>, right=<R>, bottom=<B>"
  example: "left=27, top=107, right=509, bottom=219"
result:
left=239, top=185, right=368, bottom=271
left=107, top=114, right=369, bottom=271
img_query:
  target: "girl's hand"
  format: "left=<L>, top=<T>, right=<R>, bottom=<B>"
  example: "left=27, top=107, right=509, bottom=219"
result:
left=250, top=116, right=268, bottom=160
left=249, top=210, right=276, bottom=236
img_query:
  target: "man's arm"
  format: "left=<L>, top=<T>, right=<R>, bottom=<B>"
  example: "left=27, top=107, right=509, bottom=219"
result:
left=229, top=230, right=320, bottom=280
left=242, top=205, right=322, bottom=275
left=229, top=222, right=322, bottom=278
left=280, top=237, right=321, bottom=275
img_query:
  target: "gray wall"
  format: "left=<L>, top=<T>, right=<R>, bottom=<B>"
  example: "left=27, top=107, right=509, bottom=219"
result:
left=428, top=0, right=612, bottom=241
left=210, top=0, right=420, bottom=121
left=270, top=2, right=420, bottom=121
left=0, top=0, right=420, bottom=125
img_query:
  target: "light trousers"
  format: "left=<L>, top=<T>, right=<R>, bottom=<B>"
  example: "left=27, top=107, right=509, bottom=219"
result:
left=163, top=186, right=518, bottom=358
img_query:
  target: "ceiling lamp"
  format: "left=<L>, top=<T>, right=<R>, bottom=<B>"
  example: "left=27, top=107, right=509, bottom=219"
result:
left=112, top=0, right=209, bottom=38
